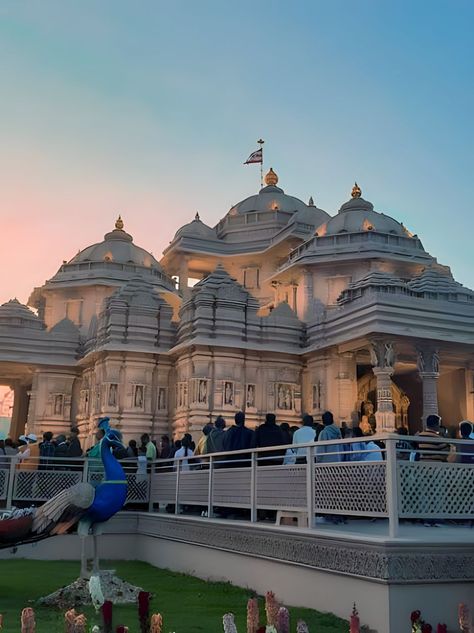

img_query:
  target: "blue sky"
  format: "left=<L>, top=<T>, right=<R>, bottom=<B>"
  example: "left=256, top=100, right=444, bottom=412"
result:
left=0, top=1, right=473, bottom=303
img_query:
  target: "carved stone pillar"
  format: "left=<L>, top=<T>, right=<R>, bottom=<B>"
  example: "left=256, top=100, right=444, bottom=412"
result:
left=302, top=269, right=314, bottom=321
left=417, top=347, right=440, bottom=423
left=370, top=340, right=396, bottom=433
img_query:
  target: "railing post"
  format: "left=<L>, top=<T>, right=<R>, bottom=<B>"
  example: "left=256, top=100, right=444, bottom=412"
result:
left=207, top=456, right=214, bottom=518
left=147, top=461, right=154, bottom=513
left=306, top=445, right=315, bottom=527
left=6, top=458, right=16, bottom=510
left=385, top=437, right=399, bottom=538
left=250, top=451, right=257, bottom=523
left=81, top=456, right=89, bottom=484
left=174, top=460, right=181, bottom=515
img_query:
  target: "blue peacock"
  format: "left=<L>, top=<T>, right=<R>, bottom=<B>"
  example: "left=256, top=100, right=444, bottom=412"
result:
left=0, top=418, right=128, bottom=550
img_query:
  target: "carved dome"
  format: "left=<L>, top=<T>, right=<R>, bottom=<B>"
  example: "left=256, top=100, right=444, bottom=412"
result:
left=173, top=213, right=217, bottom=241
left=228, top=168, right=310, bottom=216
left=315, top=185, right=414, bottom=238
left=0, top=299, right=44, bottom=329
left=68, top=217, right=161, bottom=269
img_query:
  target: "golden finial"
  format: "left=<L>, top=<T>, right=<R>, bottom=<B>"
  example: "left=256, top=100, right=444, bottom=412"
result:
left=264, top=167, right=278, bottom=186
left=195, top=212, right=200, bottom=221
left=351, top=182, right=362, bottom=198
left=115, top=215, right=124, bottom=230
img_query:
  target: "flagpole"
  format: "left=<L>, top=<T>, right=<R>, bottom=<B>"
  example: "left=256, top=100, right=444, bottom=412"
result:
left=257, top=138, right=264, bottom=187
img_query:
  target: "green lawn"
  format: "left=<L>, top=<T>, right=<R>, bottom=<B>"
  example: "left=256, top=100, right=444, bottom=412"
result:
left=0, top=560, right=348, bottom=632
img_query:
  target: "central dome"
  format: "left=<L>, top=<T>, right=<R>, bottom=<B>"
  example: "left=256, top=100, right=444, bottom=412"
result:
left=228, top=168, right=310, bottom=216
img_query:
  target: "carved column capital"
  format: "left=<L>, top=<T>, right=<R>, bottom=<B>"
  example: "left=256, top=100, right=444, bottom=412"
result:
left=416, top=346, right=440, bottom=377
left=369, top=339, right=396, bottom=372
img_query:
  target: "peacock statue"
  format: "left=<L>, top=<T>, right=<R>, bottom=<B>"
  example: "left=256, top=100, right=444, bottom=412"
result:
left=0, top=418, right=128, bottom=571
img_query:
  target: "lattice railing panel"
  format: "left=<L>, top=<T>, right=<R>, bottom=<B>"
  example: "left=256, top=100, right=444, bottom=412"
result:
left=398, top=462, right=474, bottom=518
left=0, top=468, right=8, bottom=500
left=178, top=470, right=209, bottom=505
left=125, top=474, right=149, bottom=503
left=213, top=467, right=251, bottom=506
left=13, top=469, right=82, bottom=501
left=314, top=462, right=387, bottom=516
left=257, top=465, right=306, bottom=510
left=87, top=473, right=149, bottom=504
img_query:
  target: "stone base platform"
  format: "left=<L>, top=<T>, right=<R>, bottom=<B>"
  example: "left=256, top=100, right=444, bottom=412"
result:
left=1, top=512, right=473, bottom=632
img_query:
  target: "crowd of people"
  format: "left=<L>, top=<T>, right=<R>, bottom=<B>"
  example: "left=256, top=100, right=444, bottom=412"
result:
left=1, top=411, right=473, bottom=474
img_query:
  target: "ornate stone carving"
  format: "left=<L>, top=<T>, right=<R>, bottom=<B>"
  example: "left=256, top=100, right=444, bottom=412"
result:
left=369, top=340, right=395, bottom=370
left=134, top=515, right=474, bottom=583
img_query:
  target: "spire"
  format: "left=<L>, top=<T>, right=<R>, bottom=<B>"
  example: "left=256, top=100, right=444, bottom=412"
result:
left=351, top=182, right=362, bottom=198
left=115, top=215, right=124, bottom=230
left=195, top=212, right=200, bottom=221
left=308, top=196, right=315, bottom=206
left=264, top=167, right=278, bottom=186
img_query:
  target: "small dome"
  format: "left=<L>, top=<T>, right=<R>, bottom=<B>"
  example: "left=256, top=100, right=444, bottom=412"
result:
left=0, top=299, right=44, bottom=329
left=287, top=205, right=330, bottom=229
left=68, top=217, right=162, bottom=269
left=228, top=171, right=310, bottom=216
left=174, top=213, right=217, bottom=241
left=315, top=185, right=412, bottom=238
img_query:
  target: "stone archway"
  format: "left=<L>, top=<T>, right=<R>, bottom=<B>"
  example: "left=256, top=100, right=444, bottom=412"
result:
left=357, top=372, right=410, bottom=429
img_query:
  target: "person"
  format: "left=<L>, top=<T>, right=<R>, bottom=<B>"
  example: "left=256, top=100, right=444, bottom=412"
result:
left=279, top=423, right=292, bottom=446
left=416, top=414, right=450, bottom=461
left=469, top=421, right=474, bottom=440
left=315, top=411, right=342, bottom=463
left=18, top=434, right=40, bottom=470
left=136, top=446, right=148, bottom=481
left=360, top=434, right=384, bottom=461
left=313, top=421, right=325, bottom=440
left=287, top=414, right=316, bottom=464
left=174, top=434, right=194, bottom=471
left=159, top=435, right=174, bottom=459
left=54, top=434, right=69, bottom=465
left=194, top=423, right=213, bottom=457
left=396, top=427, right=413, bottom=460
left=255, top=413, right=285, bottom=465
left=206, top=416, right=226, bottom=455
left=157, top=435, right=174, bottom=474
left=348, top=427, right=369, bottom=461
left=87, top=427, right=106, bottom=477
left=455, top=421, right=474, bottom=464
left=141, top=433, right=157, bottom=462
left=126, top=439, right=138, bottom=458
left=39, top=431, right=56, bottom=469
left=68, top=427, right=83, bottom=457
left=222, top=411, right=255, bottom=466
left=4, top=438, right=17, bottom=457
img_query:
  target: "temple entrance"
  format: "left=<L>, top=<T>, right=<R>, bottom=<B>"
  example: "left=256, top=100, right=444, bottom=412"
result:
left=0, top=386, right=14, bottom=439
left=0, top=363, right=34, bottom=440
left=357, top=368, right=412, bottom=432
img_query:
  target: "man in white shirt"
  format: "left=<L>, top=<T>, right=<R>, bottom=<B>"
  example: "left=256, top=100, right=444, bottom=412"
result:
left=290, top=414, right=316, bottom=463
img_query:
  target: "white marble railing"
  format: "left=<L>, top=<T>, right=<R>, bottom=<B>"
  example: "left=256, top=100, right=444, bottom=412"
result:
left=1, top=435, right=473, bottom=534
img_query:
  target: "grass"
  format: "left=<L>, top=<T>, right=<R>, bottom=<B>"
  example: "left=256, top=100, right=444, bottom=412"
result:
left=0, top=560, right=348, bottom=632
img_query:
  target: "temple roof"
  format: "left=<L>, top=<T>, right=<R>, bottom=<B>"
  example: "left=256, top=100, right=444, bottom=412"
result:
left=0, top=299, right=44, bottom=329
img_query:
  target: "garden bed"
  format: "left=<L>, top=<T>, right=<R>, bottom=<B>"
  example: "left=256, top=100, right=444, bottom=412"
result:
left=0, top=560, right=348, bottom=633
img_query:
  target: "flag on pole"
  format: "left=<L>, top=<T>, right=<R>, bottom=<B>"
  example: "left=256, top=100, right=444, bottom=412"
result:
left=244, top=148, right=263, bottom=164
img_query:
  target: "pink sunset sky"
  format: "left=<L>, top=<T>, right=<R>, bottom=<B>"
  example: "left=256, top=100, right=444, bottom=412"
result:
left=1, top=2, right=473, bottom=307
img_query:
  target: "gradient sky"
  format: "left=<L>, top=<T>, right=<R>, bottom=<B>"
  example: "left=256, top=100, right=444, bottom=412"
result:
left=1, top=1, right=473, bottom=305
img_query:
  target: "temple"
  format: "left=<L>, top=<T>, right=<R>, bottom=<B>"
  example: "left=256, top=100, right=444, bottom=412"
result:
left=1, top=169, right=473, bottom=444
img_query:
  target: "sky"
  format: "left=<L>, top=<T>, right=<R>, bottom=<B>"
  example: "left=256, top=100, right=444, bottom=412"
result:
left=0, top=0, right=473, bottom=305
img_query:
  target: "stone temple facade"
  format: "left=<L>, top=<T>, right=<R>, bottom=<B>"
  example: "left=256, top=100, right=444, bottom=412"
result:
left=1, top=170, right=473, bottom=446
